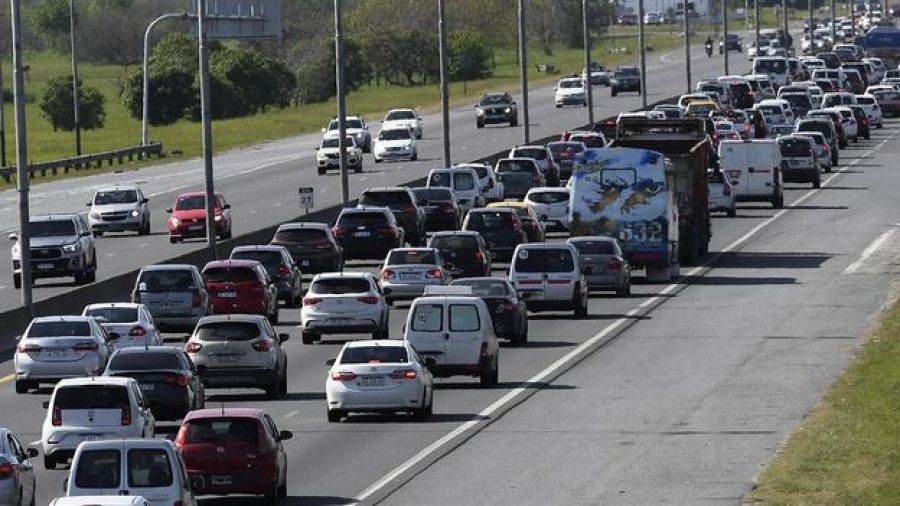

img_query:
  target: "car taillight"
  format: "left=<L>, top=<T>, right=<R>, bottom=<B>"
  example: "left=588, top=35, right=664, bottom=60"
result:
left=17, top=344, right=41, bottom=353
left=185, top=342, right=202, bottom=353
left=253, top=340, right=273, bottom=352
left=381, top=269, right=396, bottom=280
left=164, top=375, right=189, bottom=388
left=440, top=203, right=456, bottom=213
left=121, top=406, right=132, bottom=426
left=72, top=343, right=99, bottom=352
left=331, top=371, right=357, bottom=381
left=52, top=406, right=62, bottom=426
left=378, top=227, right=398, bottom=237
left=0, top=462, right=13, bottom=478
left=277, top=265, right=291, bottom=275
left=823, top=144, right=830, bottom=152
left=474, top=251, right=484, bottom=261
left=479, top=342, right=489, bottom=361
left=532, top=172, right=542, bottom=184
left=331, top=227, right=347, bottom=236
left=129, top=326, right=147, bottom=337
left=495, top=302, right=515, bottom=313
left=315, top=240, right=333, bottom=249
left=357, top=295, right=379, bottom=304
left=191, top=292, right=202, bottom=307
left=390, top=370, right=417, bottom=380
left=607, top=257, right=622, bottom=270
left=426, top=269, right=442, bottom=278
left=303, top=297, right=322, bottom=306
left=402, top=206, right=416, bottom=214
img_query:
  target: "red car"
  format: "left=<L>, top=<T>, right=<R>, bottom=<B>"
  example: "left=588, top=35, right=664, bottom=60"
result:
left=166, top=191, right=232, bottom=243
left=873, top=90, right=900, bottom=118
left=175, top=408, right=292, bottom=501
left=201, top=259, right=279, bottom=323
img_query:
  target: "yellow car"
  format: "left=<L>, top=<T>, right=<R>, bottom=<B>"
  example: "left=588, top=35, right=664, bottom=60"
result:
left=684, top=99, right=720, bottom=118
left=486, top=201, right=545, bottom=242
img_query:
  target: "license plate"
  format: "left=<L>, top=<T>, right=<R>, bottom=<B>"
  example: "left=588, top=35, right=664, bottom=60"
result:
left=400, top=272, right=422, bottom=280
left=218, top=291, right=237, bottom=298
left=139, top=383, right=155, bottom=391
left=302, top=260, right=310, bottom=266
left=189, top=225, right=203, bottom=231
left=217, top=355, right=240, bottom=362
left=353, top=231, right=371, bottom=237
left=38, top=263, right=54, bottom=270
left=79, top=434, right=101, bottom=442
left=49, top=349, right=67, bottom=357
left=360, top=377, right=385, bottom=387
left=490, top=251, right=498, bottom=259
left=211, top=475, right=232, bottom=485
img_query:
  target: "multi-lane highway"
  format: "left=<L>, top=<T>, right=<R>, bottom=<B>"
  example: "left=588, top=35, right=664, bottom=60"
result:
left=2, top=38, right=900, bottom=505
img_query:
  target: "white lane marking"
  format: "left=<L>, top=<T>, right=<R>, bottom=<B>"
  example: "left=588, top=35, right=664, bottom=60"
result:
left=354, top=131, right=899, bottom=504
left=29, top=440, right=40, bottom=447
left=285, top=410, right=298, bottom=418
left=844, top=229, right=896, bottom=274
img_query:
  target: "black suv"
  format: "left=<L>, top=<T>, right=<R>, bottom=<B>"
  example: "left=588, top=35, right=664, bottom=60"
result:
left=721, top=33, right=742, bottom=53
left=475, top=92, right=518, bottom=128
left=10, top=213, right=98, bottom=288
left=427, top=231, right=492, bottom=278
left=357, top=187, right=426, bottom=246
left=610, top=66, right=641, bottom=96
left=269, top=222, right=344, bottom=274
left=461, top=209, right=527, bottom=263
left=332, top=207, right=405, bottom=260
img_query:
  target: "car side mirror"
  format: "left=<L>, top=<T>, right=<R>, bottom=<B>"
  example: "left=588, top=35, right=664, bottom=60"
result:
left=223, top=204, right=231, bottom=210
left=190, top=475, right=205, bottom=493
left=26, top=448, right=38, bottom=458
left=42, top=401, right=49, bottom=409
left=424, top=357, right=437, bottom=367
left=141, top=198, right=149, bottom=204
left=278, top=333, right=290, bottom=343
left=401, top=324, right=407, bottom=333
left=165, top=208, right=173, bottom=213
left=8, top=233, right=17, bottom=241
left=382, top=287, right=393, bottom=295
left=108, top=332, right=120, bottom=340
left=314, top=146, right=319, bottom=150
left=85, top=201, right=92, bottom=207
left=324, top=358, right=335, bottom=367
left=583, top=266, right=594, bottom=275
left=64, top=477, right=69, bottom=491
left=279, top=430, right=293, bottom=441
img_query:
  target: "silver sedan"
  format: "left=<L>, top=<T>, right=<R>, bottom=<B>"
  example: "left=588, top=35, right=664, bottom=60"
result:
left=379, top=248, right=450, bottom=305
left=567, top=236, right=632, bottom=296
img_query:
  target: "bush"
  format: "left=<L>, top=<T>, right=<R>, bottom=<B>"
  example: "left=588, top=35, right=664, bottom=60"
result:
left=39, top=75, right=106, bottom=132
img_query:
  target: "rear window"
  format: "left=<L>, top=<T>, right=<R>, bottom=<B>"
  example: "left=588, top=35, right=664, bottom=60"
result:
left=310, top=277, right=371, bottom=294
left=272, top=228, right=326, bottom=243
left=469, top=165, right=488, bottom=178
left=230, top=251, right=283, bottom=268
left=128, top=448, right=173, bottom=488
left=27, top=321, right=92, bottom=338
left=138, top=269, right=196, bottom=292
left=466, top=211, right=517, bottom=230
left=454, top=279, right=510, bottom=297
left=203, top=266, right=258, bottom=283
left=511, top=148, right=548, bottom=160
left=855, top=96, right=875, bottom=105
left=781, top=94, right=811, bottom=107
left=754, top=59, right=787, bottom=73
left=386, top=250, right=437, bottom=265
left=338, top=212, right=388, bottom=228
left=54, top=385, right=129, bottom=409
left=359, top=190, right=411, bottom=208
left=182, top=418, right=259, bottom=444
left=779, top=138, right=813, bottom=157
left=514, top=248, right=575, bottom=273
left=496, top=160, right=536, bottom=173
left=548, top=143, right=585, bottom=159
left=569, top=134, right=605, bottom=148
left=449, top=304, right=480, bottom=332
left=74, top=449, right=121, bottom=489
left=194, top=321, right=261, bottom=341
left=570, top=240, right=616, bottom=255
left=340, top=346, right=409, bottom=364
left=430, top=235, right=479, bottom=250
left=413, top=188, right=454, bottom=202
left=528, top=191, right=569, bottom=205
left=410, top=303, right=443, bottom=332
left=453, top=172, right=476, bottom=191
left=84, top=307, right=138, bottom=324
left=108, top=351, right=181, bottom=371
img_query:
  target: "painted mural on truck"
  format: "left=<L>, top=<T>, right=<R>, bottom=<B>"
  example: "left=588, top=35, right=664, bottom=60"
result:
left=568, top=148, right=670, bottom=257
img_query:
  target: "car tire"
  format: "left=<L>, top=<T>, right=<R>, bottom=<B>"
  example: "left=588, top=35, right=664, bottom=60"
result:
left=813, top=175, right=821, bottom=189
left=277, top=476, right=288, bottom=499
left=373, top=313, right=389, bottom=339
left=302, top=332, right=317, bottom=345
left=727, top=207, right=737, bottom=217
left=354, top=163, right=363, bottom=174
left=616, top=280, right=631, bottom=297
left=15, top=380, right=29, bottom=394
left=264, top=481, right=279, bottom=503
left=476, top=121, right=484, bottom=129
left=13, top=273, right=21, bottom=289
left=865, top=132, right=871, bottom=139
left=317, top=166, right=326, bottom=175
left=327, top=409, right=342, bottom=423
left=265, top=373, right=280, bottom=400
left=139, top=219, right=150, bottom=236
left=411, top=151, right=418, bottom=161
left=44, top=455, right=56, bottom=470
left=278, top=366, right=288, bottom=396
left=413, top=390, right=429, bottom=421
left=556, top=104, right=562, bottom=108
left=93, top=230, right=103, bottom=237
left=574, top=289, right=588, bottom=319
left=611, top=89, right=618, bottom=97
left=516, top=319, right=529, bottom=346
left=491, top=359, right=499, bottom=386
left=479, top=361, right=493, bottom=388
left=269, top=306, right=279, bottom=324
left=169, top=236, right=178, bottom=244
left=74, top=270, right=86, bottom=285
left=374, top=158, right=382, bottom=164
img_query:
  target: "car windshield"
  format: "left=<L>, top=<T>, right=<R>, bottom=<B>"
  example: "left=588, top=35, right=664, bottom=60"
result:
left=174, top=195, right=206, bottom=211
left=27, top=320, right=91, bottom=337
left=385, top=110, right=415, bottom=121
left=183, top=418, right=259, bottom=443
left=84, top=307, right=138, bottom=323
left=779, top=138, right=813, bottom=157
left=413, top=188, right=454, bottom=202
left=378, top=129, right=411, bottom=141
left=616, top=67, right=639, bottom=76
left=528, top=191, right=569, bottom=205
left=340, top=346, right=408, bottom=364
left=29, top=219, right=76, bottom=237
left=321, top=137, right=354, bottom=148
left=338, top=212, right=388, bottom=228
left=94, top=190, right=138, bottom=205
left=755, top=59, right=786, bottom=73
left=511, top=148, right=548, bottom=160
left=273, top=228, right=326, bottom=243
left=480, top=94, right=510, bottom=106
left=359, top=191, right=410, bottom=208
left=195, top=322, right=261, bottom=341
left=570, top=240, right=617, bottom=255
left=559, top=79, right=582, bottom=89
left=757, top=104, right=784, bottom=115
left=311, top=277, right=371, bottom=294
left=54, top=385, right=128, bottom=409
left=329, top=119, right=363, bottom=130
left=109, top=351, right=181, bottom=371
left=231, top=250, right=283, bottom=269
left=453, top=279, right=510, bottom=297
left=513, top=248, right=575, bottom=273
left=386, top=249, right=437, bottom=265
left=203, top=267, right=258, bottom=283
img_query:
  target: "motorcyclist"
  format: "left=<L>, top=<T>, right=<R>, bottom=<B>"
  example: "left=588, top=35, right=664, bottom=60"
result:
left=705, top=36, right=714, bottom=57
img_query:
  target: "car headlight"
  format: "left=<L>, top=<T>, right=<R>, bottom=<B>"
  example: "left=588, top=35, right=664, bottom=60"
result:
left=214, top=214, right=222, bottom=222
left=170, top=217, right=180, bottom=226
left=476, top=109, right=485, bottom=116
left=62, top=242, right=80, bottom=253
left=131, top=209, right=140, bottom=217
left=11, top=242, right=20, bottom=258
left=504, top=107, right=512, bottom=113
left=90, top=211, right=100, bottom=219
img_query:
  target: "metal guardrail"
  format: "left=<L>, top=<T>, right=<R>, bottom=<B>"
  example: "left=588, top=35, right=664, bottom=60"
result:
left=0, top=142, right=164, bottom=184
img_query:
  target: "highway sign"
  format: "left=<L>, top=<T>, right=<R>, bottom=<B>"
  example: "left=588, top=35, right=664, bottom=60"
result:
left=298, top=187, right=315, bottom=209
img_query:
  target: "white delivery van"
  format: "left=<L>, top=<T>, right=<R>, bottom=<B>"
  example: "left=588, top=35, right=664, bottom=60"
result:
left=718, top=139, right=784, bottom=208
left=427, top=167, right=485, bottom=212
left=403, top=287, right=499, bottom=388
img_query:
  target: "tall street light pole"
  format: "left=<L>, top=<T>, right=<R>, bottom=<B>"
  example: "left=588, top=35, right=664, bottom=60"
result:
left=808, top=0, right=814, bottom=58
left=69, top=0, right=81, bottom=156
left=583, top=0, right=594, bottom=125
left=196, top=0, right=217, bottom=257
left=724, top=0, right=730, bottom=75
left=755, top=0, right=761, bottom=61
left=518, top=0, right=530, bottom=144
left=10, top=0, right=32, bottom=315
left=830, top=0, right=836, bottom=42
left=334, top=0, right=349, bottom=206
left=438, top=0, right=450, bottom=167
left=684, top=1, right=693, bottom=93
left=639, top=0, right=648, bottom=108
left=142, top=12, right=188, bottom=146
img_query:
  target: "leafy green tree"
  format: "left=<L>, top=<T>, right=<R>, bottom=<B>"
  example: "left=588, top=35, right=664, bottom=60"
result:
left=39, top=75, right=106, bottom=131
left=122, top=66, right=196, bottom=126
left=25, top=0, right=72, bottom=50
left=449, top=29, right=493, bottom=80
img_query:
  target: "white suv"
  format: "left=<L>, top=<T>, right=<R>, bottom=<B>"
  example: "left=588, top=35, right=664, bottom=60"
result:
left=508, top=243, right=589, bottom=318
left=300, top=272, right=389, bottom=344
left=316, top=134, right=362, bottom=175
left=41, top=377, right=156, bottom=469
left=86, top=185, right=151, bottom=236
left=554, top=77, right=587, bottom=107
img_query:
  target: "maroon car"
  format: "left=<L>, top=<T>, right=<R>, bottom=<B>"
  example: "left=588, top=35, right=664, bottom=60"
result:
left=201, top=259, right=279, bottom=323
left=873, top=90, right=900, bottom=118
left=175, top=408, right=292, bottom=501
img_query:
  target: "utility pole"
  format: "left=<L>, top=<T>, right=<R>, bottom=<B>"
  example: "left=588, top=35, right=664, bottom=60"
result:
left=830, top=0, right=836, bottom=43
left=724, top=0, right=730, bottom=75
left=639, top=0, right=648, bottom=108
left=518, top=0, right=530, bottom=144
left=684, top=1, right=692, bottom=93
left=197, top=0, right=217, bottom=258
left=783, top=0, right=790, bottom=84
left=334, top=0, right=349, bottom=205
left=755, top=0, right=761, bottom=60
left=142, top=12, right=188, bottom=146
left=11, top=0, right=32, bottom=316
left=69, top=0, right=81, bottom=156
left=583, top=0, right=594, bottom=125
left=808, top=0, right=814, bottom=57
left=438, top=0, right=450, bottom=167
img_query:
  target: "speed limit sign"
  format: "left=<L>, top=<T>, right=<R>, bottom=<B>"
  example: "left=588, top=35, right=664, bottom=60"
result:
left=298, top=187, right=315, bottom=210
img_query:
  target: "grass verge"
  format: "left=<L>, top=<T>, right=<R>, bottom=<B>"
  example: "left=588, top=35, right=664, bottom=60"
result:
left=742, top=292, right=900, bottom=505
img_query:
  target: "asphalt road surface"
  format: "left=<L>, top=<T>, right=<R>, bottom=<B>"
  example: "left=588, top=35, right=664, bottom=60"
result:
left=4, top=39, right=900, bottom=506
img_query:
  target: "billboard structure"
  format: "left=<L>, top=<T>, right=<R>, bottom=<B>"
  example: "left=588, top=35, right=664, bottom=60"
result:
left=188, top=0, right=282, bottom=39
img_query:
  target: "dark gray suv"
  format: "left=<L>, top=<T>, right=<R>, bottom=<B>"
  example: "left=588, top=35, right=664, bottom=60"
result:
left=9, top=214, right=98, bottom=288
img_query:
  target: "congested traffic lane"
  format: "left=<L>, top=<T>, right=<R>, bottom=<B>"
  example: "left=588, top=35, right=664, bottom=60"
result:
left=0, top=41, right=747, bottom=312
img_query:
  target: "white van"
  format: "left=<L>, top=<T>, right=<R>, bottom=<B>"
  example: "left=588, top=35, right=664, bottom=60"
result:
left=403, top=287, right=500, bottom=387
left=65, top=439, right=198, bottom=506
left=752, top=57, right=791, bottom=88
left=50, top=496, right=151, bottom=506
left=755, top=99, right=795, bottom=126
left=427, top=167, right=485, bottom=212
left=718, top=139, right=785, bottom=208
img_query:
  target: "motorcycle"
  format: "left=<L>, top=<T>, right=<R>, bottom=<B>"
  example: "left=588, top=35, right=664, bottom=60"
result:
left=705, top=42, right=713, bottom=57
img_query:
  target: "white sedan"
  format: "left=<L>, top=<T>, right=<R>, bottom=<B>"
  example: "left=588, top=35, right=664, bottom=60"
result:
left=373, top=126, right=418, bottom=163
left=82, top=302, right=162, bottom=349
left=381, top=108, right=423, bottom=139
left=325, top=340, right=434, bottom=422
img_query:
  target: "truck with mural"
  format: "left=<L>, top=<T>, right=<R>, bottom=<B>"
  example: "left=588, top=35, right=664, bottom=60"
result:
left=568, top=147, right=680, bottom=283
left=864, top=24, right=900, bottom=68
left=609, top=117, right=712, bottom=266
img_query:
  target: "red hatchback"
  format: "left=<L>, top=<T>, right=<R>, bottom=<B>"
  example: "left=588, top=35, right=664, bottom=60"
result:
left=175, top=408, right=292, bottom=501
left=201, top=259, right=279, bottom=323
left=166, top=191, right=233, bottom=243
